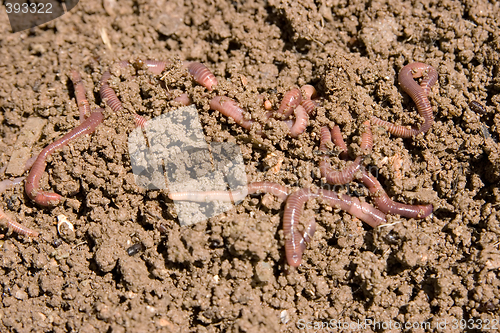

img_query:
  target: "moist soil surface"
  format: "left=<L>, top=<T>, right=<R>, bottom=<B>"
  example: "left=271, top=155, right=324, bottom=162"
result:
left=1, top=0, right=500, bottom=332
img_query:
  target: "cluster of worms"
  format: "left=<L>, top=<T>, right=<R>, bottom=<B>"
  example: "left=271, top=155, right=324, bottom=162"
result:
left=1, top=59, right=437, bottom=268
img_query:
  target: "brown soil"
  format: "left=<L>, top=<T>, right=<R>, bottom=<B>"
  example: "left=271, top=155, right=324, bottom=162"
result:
left=1, top=0, right=500, bottom=332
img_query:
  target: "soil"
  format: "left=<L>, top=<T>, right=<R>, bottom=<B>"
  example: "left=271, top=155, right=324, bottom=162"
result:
left=0, top=0, right=500, bottom=332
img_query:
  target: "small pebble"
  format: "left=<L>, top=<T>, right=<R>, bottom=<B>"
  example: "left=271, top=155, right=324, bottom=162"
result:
left=14, top=289, right=28, bottom=300
left=254, top=261, right=273, bottom=283
left=469, top=100, right=487, bottom=114
left=280, top=310, right=290, bottom=324
left=127, top=243, right=145, bottom=256
left=53, top=238, right=63, bottom=248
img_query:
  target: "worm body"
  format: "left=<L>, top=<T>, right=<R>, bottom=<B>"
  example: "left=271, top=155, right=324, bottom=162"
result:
left=26, top=110, right=104, bottom=206
left=283, top=189, right=319, bottom=267
left=300, top=99, right=317, bottom=115
left=134, top=59, right=170, bottom=75
left=0, top=177, right=25, bottom=194
left=298, top=217, right=316, bottom=254
left=330, top=126, right=349, bottom=160
left=360, top=120, right=373, bottom=154
left=300, top=85, right=317, bottom=100
left=173, top=93, right=192, bottom=106
left=319, top=122, right=372, bottom=185
left=247, top=182, right=290, bottom=200
left=100, top=71, right=123, bottom=113
left=469, top=101, right=486, bottom=114
left=187, top=62, right=218, bottom=91
left=144, top=60, right=168, bottom=75
left=71, top=70, right=91, bottom=121
left=371, top=62, right=437, bottom=137
left=210, top=96, right=256, bottom=131
left=283, top=188, right=386, bottom=267
left=361, top=170, right=433, bottom=218
left=277, top=88, right=302, bottom=118
left=320, top=156, right=363, bottom=185
left=134, top=114, right=147, bottom=128
left=0, top=209, right=39, bottom=237
left=169, top=182, right=290, bottom=202
left=288, top=105, right=309, bottom=137
left=0, top=179, right=38, bottom=236
left=320, top=191, right=386, bottom=228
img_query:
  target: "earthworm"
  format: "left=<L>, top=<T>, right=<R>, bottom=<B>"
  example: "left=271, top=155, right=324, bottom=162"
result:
left=0, top=177, right=25, bottom=194
left=320, top=155, right=363, bottom=186
left=283, top=188, right=386, bottom=267
left=210, top=96, right=257, bottom=132
left=186, top=62, right=218, bottom=91
left=359, top=120, right=373, bottom=154
left=330, top=126, right=349, bottom=160
left=371, top=62, right=438, bottom=138
left=26, top=110, right=104, bottom=206
left=300, top=99, right=317, bottom=116
left=70, top=70, right=91, bottom=121
left=136, top=59, right=169, bottom=75
left=99, top=71, right=123, bottom=113
left=24, top=156, right=37, bottom=172
left=168, top=181, right=290, bottom=202
left=360, top=170, right=433, bottom=218
left=246, top=182, right=289, bottom=200
left=321, top=191, right=386, bottom=228
left=134, top=114, right=147, bottom=128
left=298, top=217, right=316, bottom=254
left=173, top=93, right=192, bottom=106
left=118, top=60, right=131, bottom=68
left=319, top=121, right=372, bottom=185
left=0, top=208, right=39, bottom=237
left=300, top=85, right=317, bottom=100
left=469, top=100, right=486, bottom=114
left=288, top=105, right=309, bottom=137
left=277, top=88, right=302, bottom=118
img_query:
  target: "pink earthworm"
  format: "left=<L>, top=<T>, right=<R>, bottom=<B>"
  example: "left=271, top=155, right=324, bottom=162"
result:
left=0, top=208, right=39, bottom=237
left=173, top=93, right=192, bottom=106
left=371, top=62, right=438, bottom=138
left=134, top=114, right=147, bottom=128
left=209, top=96, right=257, bottom=132
left=330, top=126, right=349, bottom=160
left=186, top=62, right=218, bottom=91
left=300, top=85, right=317, bottom=100
left=70, top=70, right=91, bottom=121
left=118, top=60, right=131, bottom=68
left=134, top=59, right=170, bottom=75
left=25, top=110, right=104, bottom=206
left=283, top=188, right=386, bottom=267
left=168, top=181, right=290, bottom=203
left=319, top=126, right=332, bottom=152
left=169, top=182, right=385, bottom=267
left=277, top=88, right=302, bottom=118
left=319, top=121, right=372, bottom=185
left=320, top=155, right=364, bottom=186
left=288, top=105, right=309, bottom=137
left=0, top=177, right=25, bottom=194
left=99, top=71, right=124, bottom=113
left=359, top=120, right=373, bottom=154
left=300, top=99, right=317, bottom=115
left=360, top=170, right=433, bottom=218
left=298, top=217, right=316, bottom=254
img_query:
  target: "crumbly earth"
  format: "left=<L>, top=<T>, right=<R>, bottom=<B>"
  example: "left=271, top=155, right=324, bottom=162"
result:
left=0, top=0, right=499, bottom=332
